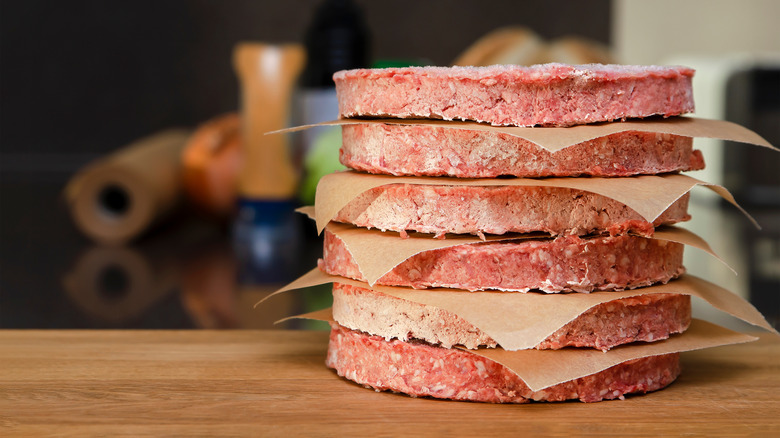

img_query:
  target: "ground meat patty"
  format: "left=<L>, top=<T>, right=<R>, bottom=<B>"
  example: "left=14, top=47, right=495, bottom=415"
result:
left=333, top=64, right=694, bottom=127
left=331, top=283, right=692, bottom=351
left=322, top=231, right=685, bottom=292
left=326, top=323, right=681, bottom=403
left=341, top=123, right=705, bottom=178
left=333, top=184, right=691, bottom=237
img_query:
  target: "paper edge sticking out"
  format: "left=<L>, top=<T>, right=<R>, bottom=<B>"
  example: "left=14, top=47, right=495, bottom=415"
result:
left=679, top=275, right=777, bottom=334
left=700, top=183, right=760, bottom=230
left=267, top=117, right=777, bottom=153
left=254, top=268, right=332, bottom=308
left=296, top=205, right=316, bottom=220
left=650, top=226, right=735, bottom=274
left=276, top=307, right=334, bottom=325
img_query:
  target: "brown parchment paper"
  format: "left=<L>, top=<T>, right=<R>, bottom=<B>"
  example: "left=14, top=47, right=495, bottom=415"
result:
left=283, top=307, right=756, bottom=392
left=313, top=171, right=754, bottom=233
left=324, top=222, right=733, bottom=285
left=471, top=319, right=755, bottom=391
left=297, top=205, right=316, bottom=220
left=269, top=116, right=776, bottom=153
left=277, top=307, right=335, bottom=325
left=266, top=269, right=775, bottom=351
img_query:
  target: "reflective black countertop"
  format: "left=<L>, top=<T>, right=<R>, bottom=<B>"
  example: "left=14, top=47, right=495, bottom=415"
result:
left=1, top=173, right=778, bottom=331
left=0, top=174, right=330, bottom=330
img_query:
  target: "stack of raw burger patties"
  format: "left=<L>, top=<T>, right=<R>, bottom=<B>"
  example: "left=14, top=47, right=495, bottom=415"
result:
left=320, top=64, right=700, bottom=403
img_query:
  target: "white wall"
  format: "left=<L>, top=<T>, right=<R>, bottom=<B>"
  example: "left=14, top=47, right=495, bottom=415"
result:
left=613, top=0, right=780, bottom=329
left=613, top=0, right=780, bottom=66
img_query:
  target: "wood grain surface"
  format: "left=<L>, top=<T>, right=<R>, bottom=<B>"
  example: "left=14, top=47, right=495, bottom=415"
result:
left=1, top=330, right=778, bottom=437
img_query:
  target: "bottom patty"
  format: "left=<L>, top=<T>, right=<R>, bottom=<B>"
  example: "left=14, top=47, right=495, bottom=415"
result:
left=326, top=323, right=681, bottom=403
left=332, top=283, right=691, bottom=351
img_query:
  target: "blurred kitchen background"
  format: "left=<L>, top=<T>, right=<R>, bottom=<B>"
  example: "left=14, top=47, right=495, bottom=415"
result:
left=1, top=0, right=778, bottom=330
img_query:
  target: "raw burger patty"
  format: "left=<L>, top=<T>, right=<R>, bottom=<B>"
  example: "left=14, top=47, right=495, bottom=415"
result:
left=321, top=231, right=685, bottom=293
left=341, top=123, right=705, bottom=178
left=326, top=323, right=681, bottom=403
left=333, top=64, right=694, bottom=127
left=333, top=184, right=690, bottom=237
left=331, top=283, right=692, bottom=351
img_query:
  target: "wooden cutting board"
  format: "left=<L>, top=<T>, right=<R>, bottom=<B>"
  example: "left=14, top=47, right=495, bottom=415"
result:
left=1, top=330, right=778, bottom=436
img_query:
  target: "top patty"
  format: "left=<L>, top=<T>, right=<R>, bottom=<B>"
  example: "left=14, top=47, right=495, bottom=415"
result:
left=334, top=63, right=694, bottom=127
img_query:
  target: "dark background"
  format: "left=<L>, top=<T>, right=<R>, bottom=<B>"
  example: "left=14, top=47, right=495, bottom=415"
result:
left=0, top=0, right=612, bottom=328
left=1, top=0, right=610, bottom=159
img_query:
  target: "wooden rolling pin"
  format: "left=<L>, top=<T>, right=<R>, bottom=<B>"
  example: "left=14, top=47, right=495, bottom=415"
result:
left=65, top=130, right=191, bottom=245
